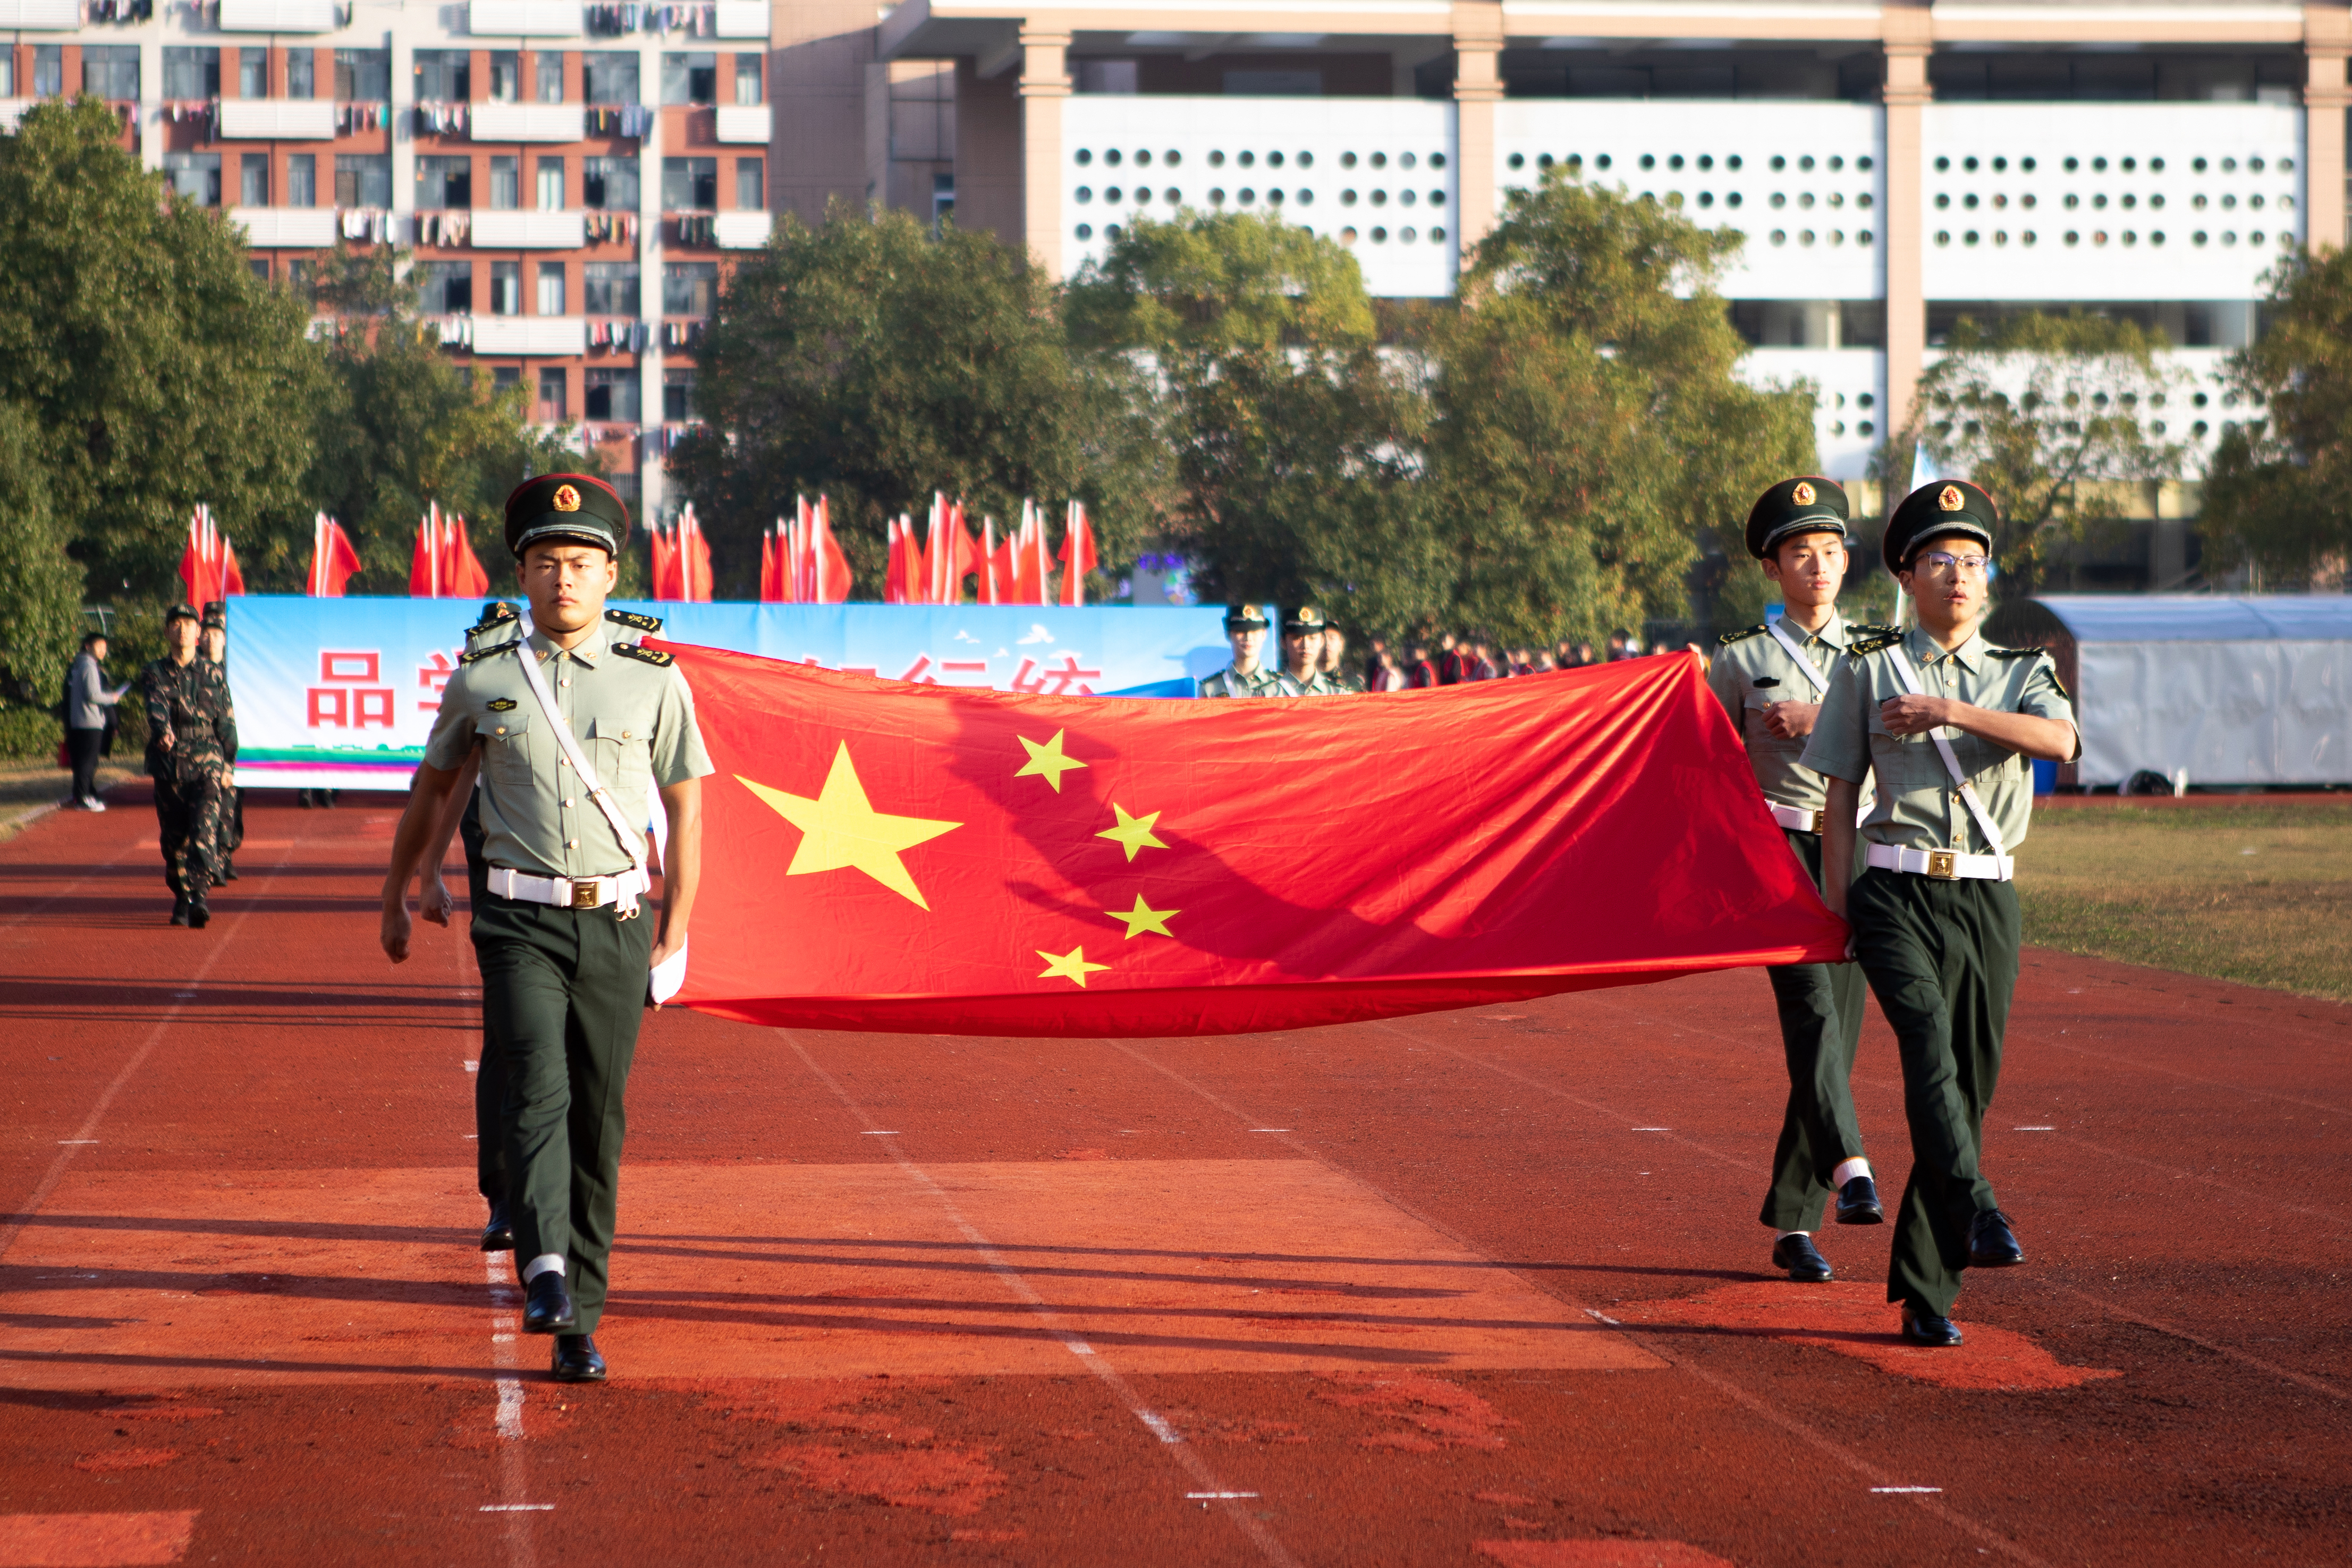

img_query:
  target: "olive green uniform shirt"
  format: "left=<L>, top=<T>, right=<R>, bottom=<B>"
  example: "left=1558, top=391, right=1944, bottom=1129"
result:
left=424, top=620, right=713, bottom=880
left=1197, top=664, right=1305, bottom=699
left=140, top=656, right=236, bottom=782
left=1800, top=625, right=2078, bottom=857
left=1707, top=612, right=1875, bottom=818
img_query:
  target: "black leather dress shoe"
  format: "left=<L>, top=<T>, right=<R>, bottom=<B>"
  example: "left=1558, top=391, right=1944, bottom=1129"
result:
left=170, top=895, right=190, bottom=927
left=1835, top=1174, right=1884, bottom=1225
left=480, top=1203, right=514, bottom=1253
left=1900, top=1304, right=1965, bottom=1347
left=552, top=1334, right=606, bottom=1383
left=1968, top=1208, right=2024, bottom=1267
left=187, top=896, right=210, bottom=930
left=1770, top=1233, right=1834, bottom=1282
left=522, top=1270, right=575, bottom=1334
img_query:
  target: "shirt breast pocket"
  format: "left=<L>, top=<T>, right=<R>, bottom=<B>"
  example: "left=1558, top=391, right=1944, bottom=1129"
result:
left=587, top=716, right=651, bottom=795
left=1867, top=707, right=1944, bottom=786
left=483, top=710, right=532, bottom=788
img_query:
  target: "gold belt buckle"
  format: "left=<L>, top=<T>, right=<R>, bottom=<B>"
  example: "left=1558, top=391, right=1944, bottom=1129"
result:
left=1810, top=810, right=1828, bottom=834
left=569, top=878, right=603, bottom=910
left=1926, top=850, right=1958, bottom=880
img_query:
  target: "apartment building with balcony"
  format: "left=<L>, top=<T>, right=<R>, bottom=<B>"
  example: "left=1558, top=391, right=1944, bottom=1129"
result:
left=1, top=0, right=775, bottom=513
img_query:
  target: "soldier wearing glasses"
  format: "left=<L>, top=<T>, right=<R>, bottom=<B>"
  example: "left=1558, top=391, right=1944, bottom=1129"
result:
left=1801, top=480, right=2080, bottom=1348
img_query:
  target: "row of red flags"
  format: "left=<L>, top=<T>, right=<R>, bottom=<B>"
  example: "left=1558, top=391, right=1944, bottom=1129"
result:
left=176, top=505, right=247, bottom=607
left=409, top=503, right=492, bottom=599
left=760, top=495, right=853, bottom=603
left=887, top=496, right=1098, bottom=607
left=648, top=503, right=716, bottom=601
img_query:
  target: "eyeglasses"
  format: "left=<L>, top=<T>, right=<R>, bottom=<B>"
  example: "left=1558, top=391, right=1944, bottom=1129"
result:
left=1916, top=551, right=1990, bottom=576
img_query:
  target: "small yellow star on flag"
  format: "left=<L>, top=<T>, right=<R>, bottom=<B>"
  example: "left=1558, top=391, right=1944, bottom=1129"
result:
left=1105, top=895, right=1177, bottom=939
left=1037, top=945, right=1112, bottom=987
left=1014, top=728, right=1089, bottom=793
left=737, top=742, right=961, bottom=910
left=1096, top=803, right=1167, bottom=862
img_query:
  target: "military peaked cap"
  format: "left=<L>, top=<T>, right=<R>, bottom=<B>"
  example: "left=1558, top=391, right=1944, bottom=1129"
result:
left=504, top=472, right=630, bottom=559
left=1884, top=479, right=1998, bottom=574
left=1283, top=606, right=1330, bottom=634
left=1744, top=476, right=1850, bottom=560
left=1224, top=603, right=1274, bottom=631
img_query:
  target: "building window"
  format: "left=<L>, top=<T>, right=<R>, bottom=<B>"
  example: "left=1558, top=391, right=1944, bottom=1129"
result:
left=238, top=49, right=267, bottom=99
left=84, top=46, right=142, bottom=100
left=492, top=365, right=522, bottom=394
left=287, top=48, right=315, bottom=99
left=413, top=50, right=469, bottom=104
left=416, top=156, right=471, bottom=210
left=663, top=263, right=717, bottom=318
left=489, top=155, right=519, bottom=210
left=585, top=367, right=639, bottom=422
left=662, top=52, right=716, bottom=105
left=735, top=158, right=763, bottom=210
left=537, top=51, right=565, bottom=104
left=585, top=52, right=639, bottom=104
left=1224, top=70, right=1321, bottom=96
left=417, top=260, right=473, bottom=315
left=583, top=156, right=639, bottom=210
left=663, top=157, right=717, bottom=211
left=33, top=47, right=63, bottom=98
left=287, top=153, right=317, bottom=207
left=538, top=368, right=568, bottom=422
left=663, top=369, right=697, bottom=422
left=734, top=54, right=763, bottom=105
left=249, top=258, right=270, bottom=282
left=1076, top=60, right=1138, bottom=94
left=335, top=48, right=390, bottom=103
left=162, top=47, right=217, bottom=100
left=0, top=53, right=14, bottom=96
left=240, top=153, right=269, bottom=207
left=334, top=155, right=391, bottom=208
left=489, top=50, right=520, bottom=101
left=490, top=262, right=521, bottom=316
left=538, top=262, right=566, bottom=317
left=537, top=157, right=565, bottom=210
left=286, top=257, right=314, bottom=297
left=585, top=261, right=640, bottom=313
left=164, top=152, right=223, bottom=207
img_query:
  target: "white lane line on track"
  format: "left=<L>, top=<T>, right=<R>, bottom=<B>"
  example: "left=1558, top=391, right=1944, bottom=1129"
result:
left=780, top=1029, right=1301, bottom=1568
left=0, top=845, right=289, bottom=1266
left=1116, top=1030, right=2055, bottom=1568
left=1873, top=1487, right=1943, bottom=1494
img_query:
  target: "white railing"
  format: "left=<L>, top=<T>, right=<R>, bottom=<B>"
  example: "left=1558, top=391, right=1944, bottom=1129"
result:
left=715, top=104, right=769, bottom=145
left=715, top=210, right=771, bottom=249
left=218, top=0, right=340, bottom=31
left=1062, top=96, right=1459, bottom=299
left=472, top=101, right=586, bottom=142
left=714, top=1, right=766, bottom=37
left=218, top=99, right=336, bottom=141
left=1920, top=103, right=2303, bottom=301
left=1738, top=348, right=1886, bottom=481
left=472, top=209, right=587, bottom=248
left=0, top=0, right=78, bottom=28
left=232, top=206, right=338, bottom=247
left=472, top=316, right=586, bottom=355
left=468, top=0, right=581, bottom=37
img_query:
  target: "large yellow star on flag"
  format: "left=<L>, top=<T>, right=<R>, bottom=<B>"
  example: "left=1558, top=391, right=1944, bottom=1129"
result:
left=1096, top=803, right=1167, bottom=862
left=1014, top=728, right=1088, bottom=793
left=1037, top=945, right=1112, bottom=987
left=737, top=742, right=961, bottom=911
left=1105, top=895, right=1177, bottom=939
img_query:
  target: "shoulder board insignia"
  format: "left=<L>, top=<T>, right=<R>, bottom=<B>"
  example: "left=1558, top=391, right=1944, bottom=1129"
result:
left=487, top=698, right=517, bottom=712
left=460, top=639, right=522, bottom=665
left=1847, top=623, right=1897, bottom=640
left=613, top=641, right=673, bottom=667
left=1987, top=646, right=2043, bottom=659
left=1717, top=624, right=1767, bottom=646
left=606, top=608, right=664, bottom=633
left=1850, top=632, right=1903, bottom=655
left=472, top=603, right=519, bottom=630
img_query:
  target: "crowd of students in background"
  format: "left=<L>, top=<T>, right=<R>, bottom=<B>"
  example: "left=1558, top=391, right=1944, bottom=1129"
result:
left=1358, top=628, right=1653, bottom=692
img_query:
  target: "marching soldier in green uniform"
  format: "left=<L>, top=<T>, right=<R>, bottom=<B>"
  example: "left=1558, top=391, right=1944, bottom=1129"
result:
left=1197, top=604, right=1304, bottom=698
left=382, top=476, right=710, bottom=1384
left=199, top=604, right=243, bottom=884
left=141, top=603, right=236, bottom=928
left=1802, top=479, right=2079, bottom=1347
left=1282, top=607, right=1345, bottom=695
left=1710, top=478, right=1885, bottom=1284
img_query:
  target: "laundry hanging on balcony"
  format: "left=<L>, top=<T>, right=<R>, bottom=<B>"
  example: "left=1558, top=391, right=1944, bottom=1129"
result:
left=413, top=102, right=469, bottom=137
left=417, top=211, right=472, bottom=247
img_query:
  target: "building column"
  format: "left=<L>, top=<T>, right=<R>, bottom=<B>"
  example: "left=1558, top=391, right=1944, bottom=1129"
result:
left=1881, top=28, right=1933, bottom=446
left=1018, top=29, right=1070, bottom=277
left=2305, top=4, right=2351, bottom=252
left=1451, top=1, right=1505, bottom=263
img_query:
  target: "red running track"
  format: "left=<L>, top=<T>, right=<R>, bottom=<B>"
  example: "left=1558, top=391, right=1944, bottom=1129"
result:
left=1, top=789, right=2347, bottom=1567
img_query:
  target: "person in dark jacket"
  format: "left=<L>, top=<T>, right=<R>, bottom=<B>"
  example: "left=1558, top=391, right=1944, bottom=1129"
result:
left=63, top=632, right=129, bottom=811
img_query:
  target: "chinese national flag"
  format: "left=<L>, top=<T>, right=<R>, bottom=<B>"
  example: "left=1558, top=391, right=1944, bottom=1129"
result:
left=653, top=646, right=1849, bottom=1038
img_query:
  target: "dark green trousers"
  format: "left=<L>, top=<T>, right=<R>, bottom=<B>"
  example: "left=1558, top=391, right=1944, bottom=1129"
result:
left=1849, top=867, right=2020, bottom=1318
left=153, top=770, right=222, bottom=897
left=473, top=889, right=653, bottom=1335
left=1758, top=827, right=1870, bottom=1232
left=459, top=796, right=505, bottom=1206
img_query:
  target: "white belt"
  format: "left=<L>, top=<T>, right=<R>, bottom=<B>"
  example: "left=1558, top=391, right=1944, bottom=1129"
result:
left=1866, top=843, right=2014, bottom=883
left=487, top=865, right=652, bottom=910
left=1770, top=803, right=1870, bottom=834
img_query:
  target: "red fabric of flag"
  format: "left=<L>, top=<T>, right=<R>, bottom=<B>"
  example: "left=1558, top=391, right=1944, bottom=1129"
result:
left=220, top=539, right=246, bottom=597
left=652, top=647, right=1849, bottom=1038
left=409, top=508, right=443, bottom=597
left=309, top=514, right=362, bottom=597
left=1057, top=502, right=1096, bottom=607
left=649, top=525, right=679, bottom=599
left=441, top=514, right=489, bottom=598
left=680, top=506, right=714, bottom=601
left=813, top=497, right=852, bottom=603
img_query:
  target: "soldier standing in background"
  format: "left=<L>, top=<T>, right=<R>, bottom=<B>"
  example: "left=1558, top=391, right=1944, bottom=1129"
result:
left=1282, top=608, right=1343, bottom=695
left=1198, top=605, right=1304, bottom=698
left=200, top=604, right=243, bottom=883
left=141, top=603, right=236, bottom=928
left=1321, top=624, right=1367, bottom=693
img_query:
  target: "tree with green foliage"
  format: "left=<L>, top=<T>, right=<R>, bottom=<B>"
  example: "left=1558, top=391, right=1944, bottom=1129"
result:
left=0, top=98, right=323, bottom=606
left=1066, top=212, right=1435, bottom=626
left=1427, top=170, right=1817, bottom=646
left=1882, top=311, right=2185, bottom=595
left=670, top=204, right=1156, bottom=599
left=2202, top=249, right=2352, bottom=588
left=0, top=404, right=83, bottom=706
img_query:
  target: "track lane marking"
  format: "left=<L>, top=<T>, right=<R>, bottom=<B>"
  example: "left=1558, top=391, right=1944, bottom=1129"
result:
left=779, top=1030, right=1301, bottom=1566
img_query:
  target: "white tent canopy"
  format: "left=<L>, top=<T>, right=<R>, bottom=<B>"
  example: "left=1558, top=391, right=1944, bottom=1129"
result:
left=1985, top=595, right=2352, bottom=789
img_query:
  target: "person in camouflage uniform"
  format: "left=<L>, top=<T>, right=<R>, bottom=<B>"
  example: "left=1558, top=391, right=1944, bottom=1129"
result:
left=200, top=604, right=242, bottom=883
left=142, top=603, right=238, bottom=928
